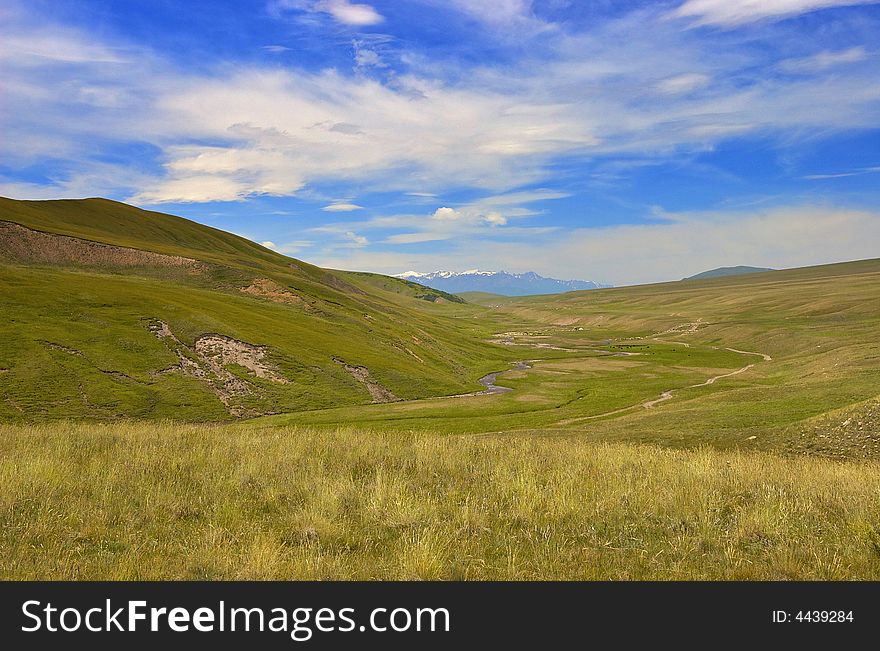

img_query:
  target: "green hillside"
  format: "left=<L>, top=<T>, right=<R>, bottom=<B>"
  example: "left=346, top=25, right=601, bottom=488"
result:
left=0, top=197, right=512, bottom=421
left=340, top=270, right=465, bottom=304
left=454, top=291, right=512, bottom=305
left=0, top=196, right=452, bottom=302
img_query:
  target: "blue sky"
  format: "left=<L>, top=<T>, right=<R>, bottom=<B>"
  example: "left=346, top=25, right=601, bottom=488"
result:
left=1, top=0, right=879, bottom=285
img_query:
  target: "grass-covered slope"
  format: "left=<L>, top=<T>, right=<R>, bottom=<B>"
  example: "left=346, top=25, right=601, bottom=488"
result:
left=0, top=197, right=512, bottom=421
left=0, top=196, right=295, bottom=268
left=454, top=291, right=512, bottom=305
left=339, top=270, right=465, bottom=304
left=441, top=258, right=880, bottom=456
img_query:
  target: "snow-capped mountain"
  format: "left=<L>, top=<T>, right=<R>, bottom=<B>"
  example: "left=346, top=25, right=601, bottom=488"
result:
left=394, top=270, right=611, bottom=296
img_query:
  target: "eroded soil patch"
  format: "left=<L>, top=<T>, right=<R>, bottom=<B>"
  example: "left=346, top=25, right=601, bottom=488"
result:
left=0, top=221, right=198, bottom=269
left=333, top=358, right=398, bottom=403
left=148, top=320, right=288, bottom=417
left=240, top=278, right=312, bottom=310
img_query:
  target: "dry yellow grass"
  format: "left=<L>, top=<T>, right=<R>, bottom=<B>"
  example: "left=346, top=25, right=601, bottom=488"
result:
left=2, top=421, right=879, bottom=580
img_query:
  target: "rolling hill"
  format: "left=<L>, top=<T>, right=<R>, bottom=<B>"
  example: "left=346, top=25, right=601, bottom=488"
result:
left=0, top=197, right=511, bottom=421
left=683, top=265, right=775, bottom=281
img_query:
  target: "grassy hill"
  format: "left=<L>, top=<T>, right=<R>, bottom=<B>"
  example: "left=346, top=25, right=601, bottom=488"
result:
left=455, top=291, right=513, bottom=305
left=0, top=197, right=512, bottom=421
left=683, top=265, right=774, bottom=281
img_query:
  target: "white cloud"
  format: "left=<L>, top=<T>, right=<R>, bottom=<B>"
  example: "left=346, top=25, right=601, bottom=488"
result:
left=278, top=240, right=314, bottom=254
left=432, top=206, right=462, bottom=221
left=448, top=0, right=532, bottom=23
left=476, top=189, right=571, bottom=206
left=531, top=205, right=880, bottom=285
left=354, top=47, right=382, bottom=67
left=353, top=39, right=387, bottom=69
left=323, top=0, right=383, bottom=25
left=123, top=66, right=598, bottom=202
left=260, top=240, right=278, bottom=249
left=485, top=212, right=507, bottom=226
left=654, top=73, right=710, bottom=95
left=0, top=180, right=76, bottom=200
left=430, top=203, right=511, bottom=226
left=344, top=231, right=368, bottom=246
left=778, top=46, right=869, bottom=73
left=272, top=0, right=384, bottom=26
left=804, top=165, right=880, bottom=179
left=322, top=202, right=364, bottom=211
left=315, top=188, right=561, bottom=249
left=131, top=172, right=276, bottom=204
left=385, top=232, right=451, bottom=244
left=672, top=0, right=880, bottom=27
left=0, top=29, right=127, bottom=64
left=3, top=4, right=880, bottom=207
left=435, top=0, right=552, bottom=35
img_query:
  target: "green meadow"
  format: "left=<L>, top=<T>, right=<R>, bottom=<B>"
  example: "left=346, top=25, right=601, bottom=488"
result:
left=1, top=197, right=879, bottom=579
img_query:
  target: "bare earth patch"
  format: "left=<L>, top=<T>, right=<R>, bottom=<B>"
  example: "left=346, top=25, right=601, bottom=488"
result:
left=194, top=335, right=289, bottom=383
left=0, top=220, right=198, bottom=269
left=333, top=358, right=398, bottom=403
left=240, top=278, right=311, bottom=310
left=148, top=320, right=288, bottom=417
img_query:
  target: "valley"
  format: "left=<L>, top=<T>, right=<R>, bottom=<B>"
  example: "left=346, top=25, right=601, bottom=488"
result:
left=2, top=197, right=880, bottom=579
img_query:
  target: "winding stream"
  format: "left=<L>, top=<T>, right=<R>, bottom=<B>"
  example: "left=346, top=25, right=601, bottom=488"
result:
left=476, top=361, right=532, bottom=394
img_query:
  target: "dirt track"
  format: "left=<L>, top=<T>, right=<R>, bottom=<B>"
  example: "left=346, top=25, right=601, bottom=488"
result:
left=555, top=322, right=774, bottom=425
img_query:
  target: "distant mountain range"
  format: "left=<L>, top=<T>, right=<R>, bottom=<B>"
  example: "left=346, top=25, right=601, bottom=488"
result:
left=683, top=266, right=775, bottom=281
left=395, top=270, right=611, bottom=296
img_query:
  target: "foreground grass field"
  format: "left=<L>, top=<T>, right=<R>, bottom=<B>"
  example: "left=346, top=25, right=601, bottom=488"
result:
left=3, top=421, right=880, bottom=580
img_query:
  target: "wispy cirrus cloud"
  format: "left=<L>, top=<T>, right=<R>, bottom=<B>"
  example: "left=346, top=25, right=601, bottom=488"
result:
left=343, top=231, right=368, bottom=246
left=311, top=188, right=567, bottom=250
left=654, top=72, right=711, bottom=95
left=672, top=0, right=880, bottom=27
left=0, top=27, right=128, bottom=64
left=804, top=165, right=880, bottom=179
left=777, top=46, right=870, bottom=72
left=270, top=0, right=384, bottom=27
